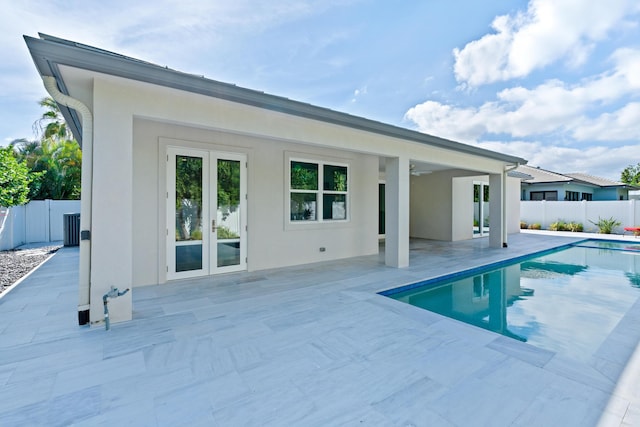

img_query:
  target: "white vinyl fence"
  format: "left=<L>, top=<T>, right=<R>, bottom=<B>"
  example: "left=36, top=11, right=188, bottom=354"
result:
left=521, top=200, right=640, bottom=233
left=0, top=200, right=80, bottom=251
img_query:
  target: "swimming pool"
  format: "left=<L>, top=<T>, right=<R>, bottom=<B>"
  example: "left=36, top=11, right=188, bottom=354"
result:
left=380, top=239, right=640, bottom=362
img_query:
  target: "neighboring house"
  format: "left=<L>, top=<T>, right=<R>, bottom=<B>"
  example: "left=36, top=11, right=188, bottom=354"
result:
left=517, top=165, right=638, bottom=201
left=25, top=34, right=526, bottom=325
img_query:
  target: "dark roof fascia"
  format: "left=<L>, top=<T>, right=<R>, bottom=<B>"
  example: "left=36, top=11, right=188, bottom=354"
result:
left=49, top=62, right=84, bottom=143
left=523, top=180, right=574, bottom=186
left=524, top=178, right=623, bottom=191
left=24, top=34, right=526, bottom=165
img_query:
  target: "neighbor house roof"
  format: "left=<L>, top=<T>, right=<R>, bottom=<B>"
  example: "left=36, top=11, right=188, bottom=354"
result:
left=564, top=173, right=627, bottom=188
left=24, top=33, right=526, bottom=166
left=516, top=165, right=572, bottom=184
left=516, top=165, right=640, bottom=189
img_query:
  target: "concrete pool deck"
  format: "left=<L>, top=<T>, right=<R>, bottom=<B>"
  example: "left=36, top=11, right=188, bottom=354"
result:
left=1, top=232, right=640, bottom=425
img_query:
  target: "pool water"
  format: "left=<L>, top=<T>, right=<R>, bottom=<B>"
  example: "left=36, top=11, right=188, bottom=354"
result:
left=381, top=240, right=640, bottom=361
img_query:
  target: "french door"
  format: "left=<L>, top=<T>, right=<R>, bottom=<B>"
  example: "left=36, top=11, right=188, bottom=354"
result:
left=473, top=182, right=489, bottom=237
left=167, top=147, right=247, bottom=280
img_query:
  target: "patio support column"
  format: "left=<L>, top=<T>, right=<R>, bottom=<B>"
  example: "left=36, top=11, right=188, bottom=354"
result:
left=385, top=156, right=410, bottom=268
left=489, top=173, right=504, bottom=248
left=88, top=79, right=133, bottom=324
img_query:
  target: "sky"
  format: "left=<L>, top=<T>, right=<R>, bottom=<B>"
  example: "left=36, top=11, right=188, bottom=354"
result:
left=2, top=0, right=639, bottom=181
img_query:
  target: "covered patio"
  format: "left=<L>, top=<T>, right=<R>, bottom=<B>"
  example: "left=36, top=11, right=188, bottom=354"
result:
left=1, top=233, right=640, bottom=425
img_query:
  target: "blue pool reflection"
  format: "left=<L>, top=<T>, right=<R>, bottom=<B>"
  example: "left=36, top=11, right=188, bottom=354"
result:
left=383, top=241, right=640, bottom=361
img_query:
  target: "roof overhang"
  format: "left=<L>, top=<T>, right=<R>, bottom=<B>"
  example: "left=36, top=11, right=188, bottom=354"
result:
left=24, top=33, right=526, bottom=166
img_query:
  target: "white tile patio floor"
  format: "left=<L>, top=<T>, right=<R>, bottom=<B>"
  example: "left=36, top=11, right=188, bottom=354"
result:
left=2, top=232, right=640, bottom=426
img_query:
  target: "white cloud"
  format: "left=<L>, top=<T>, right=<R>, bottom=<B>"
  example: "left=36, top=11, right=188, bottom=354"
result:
left=573, top=103, right=640, bottom=141
left=476, top=140, right=640, bottom=181
left=453, top=0, right=640, bottom=86
left=406, top=47, right=640, bottom=143
left=404, top=101, right=487, bottom=142
left=351, top=85, right=368, bottom=103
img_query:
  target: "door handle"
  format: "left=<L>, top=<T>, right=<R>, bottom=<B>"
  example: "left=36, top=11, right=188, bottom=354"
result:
left=212, top=220, right=216, bottom=232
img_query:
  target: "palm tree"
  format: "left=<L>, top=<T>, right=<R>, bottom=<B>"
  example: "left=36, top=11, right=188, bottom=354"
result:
left=10, top=97, right=82, bottom=200
left=33, top=97, right=72, bottom=142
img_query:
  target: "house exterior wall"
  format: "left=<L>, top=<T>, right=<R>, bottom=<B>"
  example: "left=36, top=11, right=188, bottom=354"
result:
left=410, top=170, right=520, bottom=242
left=410, top=171, right=453, bottom=241
left=410, top=171, right=518, bottom=242
left=522, top=182, right=627, bottom=201
left=66, top=72, right=521, bottom=323
left=593, top=187, right=627, bottom=201
left=452, top=176, right=474, bottom=241
left=506, top=176, right=521, bottom=234
left=522, top=182, right=596, bottom=201
left=132, top=119, right=379, bottom=286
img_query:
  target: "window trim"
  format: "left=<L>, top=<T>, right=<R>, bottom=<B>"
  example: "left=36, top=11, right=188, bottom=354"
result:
left=530, top=190, right=558, bottom=201
left=288, top=157, right=350, bottom=224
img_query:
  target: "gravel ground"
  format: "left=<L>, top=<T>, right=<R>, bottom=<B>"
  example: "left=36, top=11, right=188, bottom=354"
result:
left=0, top=245, right=61, bottom=295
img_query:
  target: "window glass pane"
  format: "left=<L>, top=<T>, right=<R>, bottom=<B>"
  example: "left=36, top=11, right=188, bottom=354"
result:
left=291, top=161, right=318, bottom=190
left=323, top=194, right=346, bottom=220
left=323, top=165, right=348, bottom=191
left=291, top=193, right=317, bottom=221
left=545, top=191, right=558, bottom=201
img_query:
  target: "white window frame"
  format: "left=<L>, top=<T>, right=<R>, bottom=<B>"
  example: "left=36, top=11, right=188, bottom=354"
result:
left=288, top=157, right=350, bottom=224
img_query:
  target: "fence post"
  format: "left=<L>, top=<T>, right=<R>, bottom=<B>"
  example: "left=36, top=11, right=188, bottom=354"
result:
left=45, top=199, right=52, bottom=243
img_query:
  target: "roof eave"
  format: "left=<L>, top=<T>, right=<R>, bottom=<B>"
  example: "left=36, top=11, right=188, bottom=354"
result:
left=24, top=34, right=526, bottom=165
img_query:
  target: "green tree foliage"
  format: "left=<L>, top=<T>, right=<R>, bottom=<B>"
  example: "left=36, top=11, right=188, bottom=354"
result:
left=34, top=97, right=72, bottom=141
left=621, top=163, right=640, bottom=186
left=291, top=161, right=318, bottom=190
left=0, top=146, right=31, bottom=207
left=13, top=138, right=82, bottom=200
left=12, top=97, right=82, bottom=200
left=217, top=159, right=240, bottom=220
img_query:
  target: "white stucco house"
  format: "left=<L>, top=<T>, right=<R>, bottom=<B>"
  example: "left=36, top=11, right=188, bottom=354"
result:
left=25, top=34, right=526, bottom=326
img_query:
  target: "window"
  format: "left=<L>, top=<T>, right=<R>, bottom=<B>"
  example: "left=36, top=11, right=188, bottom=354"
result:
left=581, top=193, right=592, bottom=201
left=530, top=191, right=558, bottom=201
left=290, top=160, right=348, bottom=222
left=565, top=191, right=580, bottom=201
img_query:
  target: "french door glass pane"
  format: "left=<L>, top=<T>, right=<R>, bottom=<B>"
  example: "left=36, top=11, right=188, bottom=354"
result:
left=175, top=155, right=203, bottom=271
left=176, top=245, right=202, bottom=272
left=217, top=159, right=241, bottom=267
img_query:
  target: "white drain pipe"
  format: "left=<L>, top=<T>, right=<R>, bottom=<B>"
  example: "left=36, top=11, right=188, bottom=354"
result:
left=42, top=76, right=93, bottom=325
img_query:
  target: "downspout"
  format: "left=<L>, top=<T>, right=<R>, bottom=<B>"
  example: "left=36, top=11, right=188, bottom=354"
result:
left=42, top=76, right=93, bottom=325
left=502, top=163, right=520, bottom=247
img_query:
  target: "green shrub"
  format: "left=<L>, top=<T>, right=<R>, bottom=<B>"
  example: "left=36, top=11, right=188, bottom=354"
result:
left=548, top=220, right=584, bottom=232
left=567, top=222, right=583, bottom=232
left=520, top=221, right=528, bottom=229
left=549, top=221, right=566, bottom=231
left=217, top=225, right=240, bottom=239
left=528, top=223, right=541, bottom=230
left=589, top=216, right=621, bottom=234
